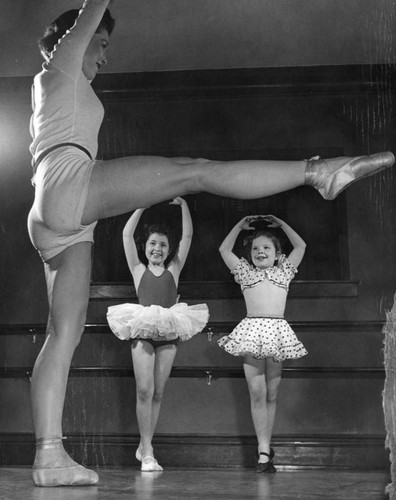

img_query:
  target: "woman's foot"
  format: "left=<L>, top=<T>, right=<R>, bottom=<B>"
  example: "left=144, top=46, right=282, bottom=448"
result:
left=305, top=151, right=394, bottom=200
left=33, top=438, right=98, bottom=487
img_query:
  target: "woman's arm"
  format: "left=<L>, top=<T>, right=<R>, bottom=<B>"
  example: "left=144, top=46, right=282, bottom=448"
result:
left=264, top=215, right=306, bottom=268
left=219, top=216, right=256, bottom=270
left=168, top=197, right=193, bottom=278
left=50, top=0, right=111, bottom=77
left=123, top=208, right=146, bottom=281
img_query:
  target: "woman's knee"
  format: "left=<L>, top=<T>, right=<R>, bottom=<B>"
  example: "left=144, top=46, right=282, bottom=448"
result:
left=48, top=318, right=85, bottom=350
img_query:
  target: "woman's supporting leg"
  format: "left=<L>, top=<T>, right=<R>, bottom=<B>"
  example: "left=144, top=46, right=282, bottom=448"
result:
left=243, top=356, right=282, bottom=463
left=82, top=152, right=394, bottom=224
left=31, top=242, right=98, bottom=486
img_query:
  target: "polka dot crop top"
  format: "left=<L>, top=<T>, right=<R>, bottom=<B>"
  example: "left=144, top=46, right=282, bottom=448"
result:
left=231, top=255, right=297, bottom=292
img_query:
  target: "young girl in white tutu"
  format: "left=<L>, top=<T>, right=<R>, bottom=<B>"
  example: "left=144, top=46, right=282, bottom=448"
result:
left=107, top=197, right=209, bottom=471
left=217, top=214, right=307, bottom=473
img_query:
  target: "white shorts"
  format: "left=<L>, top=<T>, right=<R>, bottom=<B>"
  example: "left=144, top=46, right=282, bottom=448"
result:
left=28, top=146, right=97, bottom=262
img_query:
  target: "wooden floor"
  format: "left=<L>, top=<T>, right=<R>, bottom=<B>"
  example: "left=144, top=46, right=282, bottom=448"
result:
left=0, top=467, right=390, bottom=500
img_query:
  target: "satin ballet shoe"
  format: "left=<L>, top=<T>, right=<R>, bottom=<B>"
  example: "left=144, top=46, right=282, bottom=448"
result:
left=305, top=151, right=394, bottom=200
left=32, top=437, right=99, bottom=487
left=141, top=456, right=163, bottom=472
left=135, top=446, right=143, bottom=462
left=33, top=464, right=99, bottom=487
left=255, top=452, right=277, bottom=474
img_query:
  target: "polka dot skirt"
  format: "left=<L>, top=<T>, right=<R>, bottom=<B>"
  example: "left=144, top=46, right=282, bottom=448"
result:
left=217, top=317, right=308, bottom=362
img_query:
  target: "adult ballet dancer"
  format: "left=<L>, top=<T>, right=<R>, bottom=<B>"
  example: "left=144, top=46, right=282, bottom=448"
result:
left=28, top=0, right=394, bottom=487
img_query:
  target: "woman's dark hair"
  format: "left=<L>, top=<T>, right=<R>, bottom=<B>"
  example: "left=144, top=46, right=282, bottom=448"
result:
left=38, top=8, right=115, bottom=60
left=138, top=224, right=178, bottom=267
left=243, top=230, right=282, bottom=265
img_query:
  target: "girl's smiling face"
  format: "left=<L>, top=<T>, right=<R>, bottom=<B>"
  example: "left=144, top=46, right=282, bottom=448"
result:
left=145, top=233, right=170, bottom=266
left=251, top=235, right=280, bottom=269
left=82, top=28, right=109, bottom=80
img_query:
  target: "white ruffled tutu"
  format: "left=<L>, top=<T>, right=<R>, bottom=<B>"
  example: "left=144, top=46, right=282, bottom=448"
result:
left=107, top=302, right=209, bottom=342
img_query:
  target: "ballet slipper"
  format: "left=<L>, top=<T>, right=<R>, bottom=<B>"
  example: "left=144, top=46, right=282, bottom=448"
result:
left=32, top=437, right=99, bottom=487
left=305, top=151, right=394, bottom=200
left=141, top=455, right=163, bottom=472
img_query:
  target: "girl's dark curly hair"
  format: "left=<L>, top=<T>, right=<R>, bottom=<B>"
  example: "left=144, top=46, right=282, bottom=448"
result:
left=138, top=224, right=178, bottom=267
left=243, top=230, right=282, bottom=265
left=38, top=8, right=115, bottom=60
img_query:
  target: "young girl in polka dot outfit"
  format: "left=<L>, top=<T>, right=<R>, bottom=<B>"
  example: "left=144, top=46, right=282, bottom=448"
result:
left=217, top=214, right=307, bottom=473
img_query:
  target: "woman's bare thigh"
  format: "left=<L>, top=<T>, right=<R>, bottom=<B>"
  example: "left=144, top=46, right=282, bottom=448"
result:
left=82, top=156, right=205, bottom=224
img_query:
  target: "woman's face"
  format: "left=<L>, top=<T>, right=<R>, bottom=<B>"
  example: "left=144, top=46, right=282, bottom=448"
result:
left=82, top=28, right=109, bottom=80
left=145, top=233, right=170, bottom=267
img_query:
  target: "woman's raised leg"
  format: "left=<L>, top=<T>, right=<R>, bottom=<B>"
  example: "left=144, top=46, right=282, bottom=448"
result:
left=31, top=242, right=98, bottom=486
left=82, top=152, right=394, bottom=224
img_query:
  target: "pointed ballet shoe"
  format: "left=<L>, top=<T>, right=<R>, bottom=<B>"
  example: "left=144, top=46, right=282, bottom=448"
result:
left=306, top=151, right=394, bottom=200
left=255, top=452, right=277, bottom=474
left=32, top=437, right=99, bottom=487
left=135, top=446, right=143, bottom=462
left=141, top=455, right=163, bottom=472
left=32, top=464, right=99, bottom=487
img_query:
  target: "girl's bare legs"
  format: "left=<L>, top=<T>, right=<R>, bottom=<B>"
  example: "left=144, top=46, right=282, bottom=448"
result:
left=31, top=242, right=98, bottom=486
left=132, top=341, right=177, bottom=469
left=243, top=356, right=282, bottom=464
left=264, top=358, right=283, bottom=451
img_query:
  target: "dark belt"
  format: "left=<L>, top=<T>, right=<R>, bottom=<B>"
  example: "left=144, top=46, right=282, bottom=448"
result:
left=32, top=142, right=92, bottom=171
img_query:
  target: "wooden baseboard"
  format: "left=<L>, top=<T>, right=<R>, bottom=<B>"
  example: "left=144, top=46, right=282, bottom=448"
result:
left=0, top=433, right=387, bottom=469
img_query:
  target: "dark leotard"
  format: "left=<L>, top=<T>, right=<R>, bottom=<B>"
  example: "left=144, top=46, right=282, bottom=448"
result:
left=135, top=268, right=179, bottom=349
